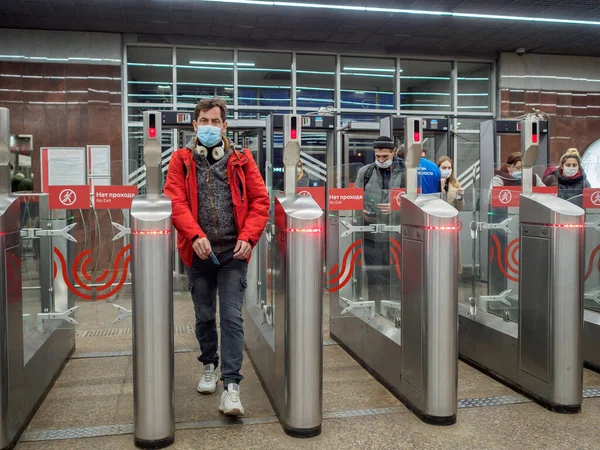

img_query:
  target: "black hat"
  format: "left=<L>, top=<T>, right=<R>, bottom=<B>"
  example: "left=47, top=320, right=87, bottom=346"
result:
left=373, top=136, right=395, bottom=150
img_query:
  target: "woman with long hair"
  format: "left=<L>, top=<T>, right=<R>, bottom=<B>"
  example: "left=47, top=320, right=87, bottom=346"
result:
left=436, top=156, right=463, bottom=274
left=436, top=156, right=464, bottom=210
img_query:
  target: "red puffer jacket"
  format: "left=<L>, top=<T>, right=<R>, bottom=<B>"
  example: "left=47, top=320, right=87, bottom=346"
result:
left=164, top=146, right=270, bottom=267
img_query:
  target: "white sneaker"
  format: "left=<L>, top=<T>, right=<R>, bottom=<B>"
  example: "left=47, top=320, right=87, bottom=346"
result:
left=219, top=383, right=245, bottom=416
left=197, top=364, right=218, bottom=394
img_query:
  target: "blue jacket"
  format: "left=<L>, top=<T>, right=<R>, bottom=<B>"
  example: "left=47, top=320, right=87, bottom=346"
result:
left=417, top=157, right=441, bottom=194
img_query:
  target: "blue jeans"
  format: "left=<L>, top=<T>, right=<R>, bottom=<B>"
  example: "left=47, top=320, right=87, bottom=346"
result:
left=186, top=249, right=247, bottom=385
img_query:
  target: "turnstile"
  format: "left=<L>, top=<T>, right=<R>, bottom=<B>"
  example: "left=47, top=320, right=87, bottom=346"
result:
left=328, top=117, right=459, bottom=425
left=478, top=118, right=550, bottom=286
left=460, top=118, right=584, bottom=412
left=0, top=108, right=76, bottom=450
left=245, top=114, right=324, bottom=437
left=129, top=112, right=175, bottom=448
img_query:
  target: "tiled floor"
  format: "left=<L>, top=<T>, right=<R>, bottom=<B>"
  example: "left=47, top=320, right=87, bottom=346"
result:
left=17, top=289, right=600, bottom=450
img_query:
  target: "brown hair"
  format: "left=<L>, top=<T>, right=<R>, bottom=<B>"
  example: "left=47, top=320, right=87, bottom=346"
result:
left=506, top=152, right=521, bottom=166
left=500, top=152, right=521, bottom=173
left=560, top=148, right=581, bottom=167
left=194, top=97, right=228, bottom=122
left=436, top=156, right=459, bottom=188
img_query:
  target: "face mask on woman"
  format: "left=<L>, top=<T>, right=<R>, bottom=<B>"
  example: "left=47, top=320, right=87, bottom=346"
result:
left=440, top=169, right=452, bottom=179
left=563, top=167, right=578, bottom=178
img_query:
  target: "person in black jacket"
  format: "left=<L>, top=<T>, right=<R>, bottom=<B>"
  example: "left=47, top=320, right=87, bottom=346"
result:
left=543, top=148, right=590, bottom=206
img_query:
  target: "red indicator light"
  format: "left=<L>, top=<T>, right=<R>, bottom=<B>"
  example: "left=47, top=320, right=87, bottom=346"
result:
left=131, top=230, right=172, bottom=235
left=414, top=132, right=420, bottom=142
left=284, top=227, right=322, bottom=233
left=532, top=134, right=538, bottom=143
left=556, top=223, right=583, bottom=228
left=290, top=129, right=297, bottom=140
left=521, top=222, right=583, bottom=228
left=422, top=225, right=458, bottom=231
left=149, top=128, right=156, bottom=138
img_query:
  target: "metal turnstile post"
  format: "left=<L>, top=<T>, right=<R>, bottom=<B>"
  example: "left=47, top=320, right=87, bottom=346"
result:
left=245, top=114, right=324, bottom=437
left=277, top=114, right=323, bottom=436
left=131, top=111, right=174, bottom=448
left=518, top=119, right=584, bottom=412
left=400, top=117, right=458, bottom=425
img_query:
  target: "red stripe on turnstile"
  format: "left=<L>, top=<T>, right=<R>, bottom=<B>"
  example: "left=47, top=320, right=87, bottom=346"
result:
left=491, top=234, right=519, bottom=282
left=329, top=239, right=362, bottom=284
left=329, top=245, right=362, bottom=292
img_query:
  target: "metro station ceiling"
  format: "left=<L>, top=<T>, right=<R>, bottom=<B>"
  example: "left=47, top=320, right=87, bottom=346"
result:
left=2, top=0, right=600, bottom=57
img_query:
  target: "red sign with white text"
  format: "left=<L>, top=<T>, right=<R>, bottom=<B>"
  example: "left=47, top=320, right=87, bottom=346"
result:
left=94, top=186, right=138, bottom=210
left=328, top=188, right=364, bottom=211
left=48, top=185, right=90, bottom=210
left=583, top=188, right=600, bottom=209
left=297, top=187, right=325, bottom=209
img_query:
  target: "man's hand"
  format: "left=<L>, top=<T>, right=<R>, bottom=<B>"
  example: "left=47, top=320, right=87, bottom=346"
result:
left=192, top=237, right=211, bottom=260
left=233, top=240, right=252, bottom=260
left=363, top=209, right=376, bottom=221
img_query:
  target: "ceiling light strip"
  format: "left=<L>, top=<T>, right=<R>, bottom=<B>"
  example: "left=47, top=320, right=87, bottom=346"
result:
left=197, top=0, right=600, bottom=26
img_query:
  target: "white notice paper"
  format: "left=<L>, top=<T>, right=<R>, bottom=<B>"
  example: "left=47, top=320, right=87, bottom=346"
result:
left=47, top=148, right=86, bottom=186
left=87, top=145, right=111, bottom=186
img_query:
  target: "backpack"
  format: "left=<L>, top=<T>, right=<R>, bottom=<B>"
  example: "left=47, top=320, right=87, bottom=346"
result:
left=362, top=164, right=376, bottom=188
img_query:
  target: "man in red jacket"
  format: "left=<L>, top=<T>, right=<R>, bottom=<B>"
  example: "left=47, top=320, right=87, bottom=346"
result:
left=164, top=97, right=269, bottom=416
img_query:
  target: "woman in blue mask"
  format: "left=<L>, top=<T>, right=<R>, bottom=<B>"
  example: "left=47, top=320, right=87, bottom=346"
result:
left=490, top=151, right=545, bottom=189
left=436, top=156, right=464, bottom=210
left=437, top=156, right=464, bottom=274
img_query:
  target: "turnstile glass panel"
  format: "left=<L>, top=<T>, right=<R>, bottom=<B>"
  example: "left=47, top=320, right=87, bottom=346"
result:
left=327, top=163, right=402, bottom=327
left=581, top=163, right=600, bottom=313
left=298, top=131, right=327, bottom=188
left=49, top=160, right=139, bottom=355
left=17, top=194, right=47, bottom=336
left=467, top=163, right=567, bottom=321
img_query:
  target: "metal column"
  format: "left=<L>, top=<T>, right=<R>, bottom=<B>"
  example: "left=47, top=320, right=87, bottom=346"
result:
left=518, top=119, right=584, bottom=412
left=131, top=111, right=174, bottom=448
left=275, top=114, right=323, bottom=436
left=401, top=117, right=459, bottom=425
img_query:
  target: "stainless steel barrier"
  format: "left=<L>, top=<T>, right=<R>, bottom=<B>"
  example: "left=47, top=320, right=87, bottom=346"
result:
left=0, top=108, right=77, bottom=450
left=0, top=107, right=22, bottom=449
left=400, top=117, right=459, bottom=424
left=327, top=117, right=458, bottom=425
left=459, top=118, right=584, bottom=413
left=518, top=119, right=584, bottom=411
left=130, top=111, right=174, bottom=448
left=245, top=114, right=324, bottom=437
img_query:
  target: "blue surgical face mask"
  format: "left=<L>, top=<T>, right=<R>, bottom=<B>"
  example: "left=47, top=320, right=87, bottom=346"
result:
left=196, top=125, right=222, bottom=147
left=512, top=170, right=522, bottom=180
left=440, top=169, right=452, bottom=179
